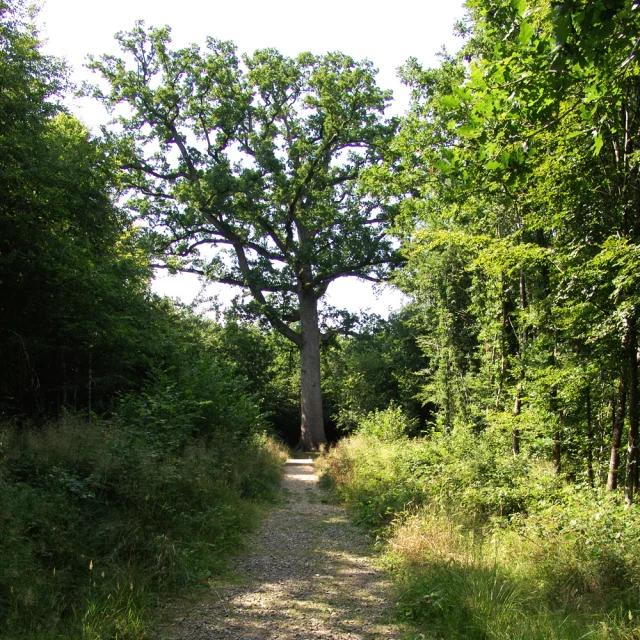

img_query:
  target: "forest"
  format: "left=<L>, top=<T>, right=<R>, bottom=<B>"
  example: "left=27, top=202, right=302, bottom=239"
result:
left=1, top=0, right=640, bottom=637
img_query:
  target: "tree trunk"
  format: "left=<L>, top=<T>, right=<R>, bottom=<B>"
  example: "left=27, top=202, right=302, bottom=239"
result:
left=62, top=358, right=67, bottom=408
left=73, top=367, right=78, bottom=411
left=88, top=352, right=93, bottom=426
left=586, top=386, right=594, bottom=487
left=297, top=287, right=326, bottom=450
left=550, top=345, right=561, bottom=474
left=495, top=274, right=507, bottom=410
left=625, top=319, right=638, bottom=505
left=552, top=427, right=561, bottom=474
left=608, top=332, right=630, bottom=490
left=608, top=376, right=627, bottom=491
left=512, top=270, right=527, bottom=456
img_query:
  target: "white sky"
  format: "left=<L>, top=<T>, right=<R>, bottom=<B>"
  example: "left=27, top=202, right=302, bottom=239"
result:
left=36, top=0, right=466, bottom=318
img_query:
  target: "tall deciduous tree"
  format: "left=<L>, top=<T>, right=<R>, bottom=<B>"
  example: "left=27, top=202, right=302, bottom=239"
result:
left=89, top=24, right=398, bottom=449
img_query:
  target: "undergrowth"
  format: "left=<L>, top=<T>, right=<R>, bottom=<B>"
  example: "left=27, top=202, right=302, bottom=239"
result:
left=0, top=404, right=287, bottom=638
left=320, top=408, right=640, bottom=639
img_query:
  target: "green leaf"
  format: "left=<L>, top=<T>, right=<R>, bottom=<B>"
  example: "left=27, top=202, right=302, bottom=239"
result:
left=440, top=94, right=461, bottom=109
left=554, top=15, right=571, bottom=45
left=593, top=132, right=603, bottom=155
left=458, top=123, right=480, bottom=139
left=519, top=21, right=535, bottom=45
left=511, top=0, right=527, bottom=18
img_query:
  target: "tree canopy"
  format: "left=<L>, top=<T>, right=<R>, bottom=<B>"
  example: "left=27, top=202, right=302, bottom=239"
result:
left=88, top=24, right=400, bottom=447
left=381, top=0, right=640, bottom=501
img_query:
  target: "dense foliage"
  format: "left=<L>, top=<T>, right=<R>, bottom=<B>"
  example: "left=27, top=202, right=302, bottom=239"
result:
left=322, top=310, right=428, bottom=433
left=322, top=423, right=640, bottom=638
left=0, top=0, right=170, bottom=419
left=1, top=416, right=286, bottom=639
left=380, top=0, right=640, bottom=502
left=0, top=3, right=288, bottom=637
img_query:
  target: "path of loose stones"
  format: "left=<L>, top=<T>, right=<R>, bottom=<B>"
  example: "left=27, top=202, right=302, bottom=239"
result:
left=158, top=459, right=403, bottom=639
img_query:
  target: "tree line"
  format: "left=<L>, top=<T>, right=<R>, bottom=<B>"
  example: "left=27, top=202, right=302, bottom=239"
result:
left=383, top=0, right=640, bottom=503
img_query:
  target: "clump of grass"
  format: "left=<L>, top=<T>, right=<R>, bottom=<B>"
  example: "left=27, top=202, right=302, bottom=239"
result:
left=321, top=412, right=640, bottom=639
left=389, top=513, right=475, bottom=567
left=81, top=585, right=146, bottom=640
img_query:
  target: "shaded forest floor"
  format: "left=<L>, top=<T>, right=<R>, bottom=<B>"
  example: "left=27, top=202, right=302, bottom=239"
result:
left=156, top=459, right=405, bottom=639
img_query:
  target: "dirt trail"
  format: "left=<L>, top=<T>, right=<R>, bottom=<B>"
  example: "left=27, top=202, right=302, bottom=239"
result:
left=158, top=459, right=403, bottom=639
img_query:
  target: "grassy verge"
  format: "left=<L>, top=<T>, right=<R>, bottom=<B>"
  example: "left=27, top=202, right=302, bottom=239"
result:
left=0, top=414, right=288, bottom=639
left=319, top=421, right=640, bottom=639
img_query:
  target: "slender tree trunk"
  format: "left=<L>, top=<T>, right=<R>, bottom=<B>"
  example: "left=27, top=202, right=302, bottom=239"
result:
left=625, top=320, right=638, bottom=505
left=608, top=377, right=627, bottom=491
left=88, top=352, right=93, bottom=426
left=512, top=271, right=527, bottom=455
left=608, top=323, right=631, bottom=490
left=609, top=392, right=616, bottom=454
left=550, top=344, right=561, bottom=474
left=634, top=361, right=640, bottom=494
left=597, top=393, right=614, bottom=485
left=445, top=359, right=453, bottom=430
left=57, top=348, right=66, bottom=416
left=62, top=356, right=67, bottom=408
left=512, top=413, right=521, bottom=455
left=552, top=421, right=561, bottom=474
left=73, top=367, right=78, bottom=411
left=487, top=341, right=496, bottom=415
left=586, top=386, right=594, bottom=487
left=496, top=274, right=507, bottom=410
left=297, top=287, right=326, bottom=450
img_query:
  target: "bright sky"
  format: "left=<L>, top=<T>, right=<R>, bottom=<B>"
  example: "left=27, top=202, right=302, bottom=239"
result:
left=36, top=0, right=466, bottom=318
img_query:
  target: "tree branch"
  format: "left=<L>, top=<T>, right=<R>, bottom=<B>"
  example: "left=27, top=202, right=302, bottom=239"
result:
left=232, top=242, right=302, bottom=346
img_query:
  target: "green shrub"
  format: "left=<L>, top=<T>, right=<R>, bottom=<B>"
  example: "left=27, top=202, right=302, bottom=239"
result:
left=321, top=409, right=640, bottom=639
left=355, top=404, right=417, bottom=441
left=0, top=406, right=287, bottom=639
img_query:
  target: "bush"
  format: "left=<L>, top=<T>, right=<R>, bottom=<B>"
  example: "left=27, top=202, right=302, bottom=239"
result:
left=320, top=409, right=640, bottom=639
left=355, top=404, right=417, bottom=441
left=0, top=406, right=287, bottom=639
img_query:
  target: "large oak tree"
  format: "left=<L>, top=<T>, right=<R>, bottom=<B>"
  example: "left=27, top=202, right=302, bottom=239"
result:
left=89, top=24, right=398, bottom=448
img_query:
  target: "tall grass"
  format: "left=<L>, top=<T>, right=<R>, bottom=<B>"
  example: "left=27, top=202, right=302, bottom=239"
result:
left=0, top=414, right=287, bottom=639
left=320, top=414, right=640, bottom=639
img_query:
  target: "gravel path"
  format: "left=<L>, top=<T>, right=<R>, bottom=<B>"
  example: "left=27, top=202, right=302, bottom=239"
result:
left=157, top=459, right=403, bottom=639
